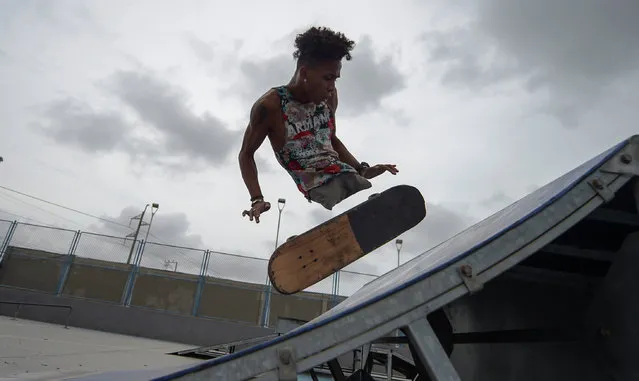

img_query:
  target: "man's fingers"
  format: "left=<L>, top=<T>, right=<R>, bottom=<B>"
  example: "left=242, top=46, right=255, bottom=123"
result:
left=381, top=164, right=398, bottom=174
left=242, top=209, right=255, bottom=222
left=372, top=165, right=396, bottom=175
left=242, top=201, right=271, bottom=224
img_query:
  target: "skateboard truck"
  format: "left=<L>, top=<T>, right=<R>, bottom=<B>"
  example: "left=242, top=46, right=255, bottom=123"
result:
left=276, top=347, right=297, bottom=381
left=458, top=264, right=483, bottom=294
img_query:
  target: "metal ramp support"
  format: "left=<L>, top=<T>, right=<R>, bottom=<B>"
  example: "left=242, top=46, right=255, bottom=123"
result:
left=67, top=135, right=639, bottom=381
left=148, top=136, right=634, bottom=381
left=304, top=310, right=451, bottom=380
left=403, top=317, right=460, bottom=381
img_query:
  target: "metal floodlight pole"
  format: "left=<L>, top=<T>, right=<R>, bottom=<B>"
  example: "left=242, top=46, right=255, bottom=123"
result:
left=262, top=197, right=286, bottom=327
left=274, top=198, right=286, bottom=248
left=142, top=203, right=160, bottom=244
left=125, top=202, right=158, bottom=265
left=126, top=204, right=148, bottom=264
left=396, top=238, right=403, bottom=268
left=139, top=203, right=159, bottom=266
left=394, top=238, right=404, bottom=345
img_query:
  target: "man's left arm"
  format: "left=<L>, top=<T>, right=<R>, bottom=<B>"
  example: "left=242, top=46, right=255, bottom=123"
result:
left=328, top=90, right=364, bottom=171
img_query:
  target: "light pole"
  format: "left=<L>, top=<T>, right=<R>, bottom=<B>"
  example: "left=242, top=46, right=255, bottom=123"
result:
left=396, top=238, right=403, bottom=267
left=126, top=202, right=159, bottom=264
left=142, top=203, right=160, bottom=244
left=394, top=238, right=404, bottom=346
left=261, top=197, right=286, bottom=327
left=274, top=198, right=286, bottom=248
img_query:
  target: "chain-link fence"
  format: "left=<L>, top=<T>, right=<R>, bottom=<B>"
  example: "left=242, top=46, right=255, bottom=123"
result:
left=8, top=222, right=77, bottom=255
left=205, top=250, right=269, bottom=284
left=0, top=218, right=384, bottom=298
left=140, top=241, right=207, bottom=274
left=0, top=219, right=13, bottom=251
left=74, top=231, right=138, bottom=263
left=333, top=270, right=379, bottom=296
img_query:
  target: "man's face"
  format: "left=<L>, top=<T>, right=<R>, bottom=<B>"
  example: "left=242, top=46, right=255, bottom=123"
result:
left=302, top=60, right=341, bottom=104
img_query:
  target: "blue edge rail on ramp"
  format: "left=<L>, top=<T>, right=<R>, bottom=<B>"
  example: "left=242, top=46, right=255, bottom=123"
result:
left=70, top=135, right=639, bottom=381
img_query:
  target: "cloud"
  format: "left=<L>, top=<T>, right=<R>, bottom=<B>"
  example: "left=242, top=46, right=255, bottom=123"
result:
left=336, top=36, right=407, bottom=117
left=480, top=191, right=515, bottom=211
left=227, top=33, right=407, bottom=118
left=31, top=68, right=243, bottom=173
left=182, top=32, right=245, bottom=82
left=397, top=203, right=475, bottom=261
left=419, top=0, right=639, bottom=127
left=308, top=207, right=334, bottom=226
left=31, top=97, right=131, bottom=154
left=83, top=206, right=207, bottom=273
left=184, top=34, right=215, bottom=63
left=105, top=70, right=242, bottom=168
left=92, top=208, right=200, bottom=247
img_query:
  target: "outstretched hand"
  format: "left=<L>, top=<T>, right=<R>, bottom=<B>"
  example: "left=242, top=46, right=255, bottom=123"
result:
left=242, top=200, right=271, bottom=223
left=361, top=164, right=398, bottom=179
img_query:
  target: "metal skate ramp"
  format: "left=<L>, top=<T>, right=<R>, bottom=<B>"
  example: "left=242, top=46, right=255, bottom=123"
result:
left=69, top=135, right=639, bottom=380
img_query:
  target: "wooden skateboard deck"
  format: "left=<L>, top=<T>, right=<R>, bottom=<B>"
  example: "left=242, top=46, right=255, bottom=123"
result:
left=268, top=184, right=427, bottom=295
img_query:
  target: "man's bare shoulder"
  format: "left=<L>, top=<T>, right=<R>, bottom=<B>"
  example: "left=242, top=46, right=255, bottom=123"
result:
left=246, top=89, right=281, bottom=134
left=251, top=89, right=281, bottom=116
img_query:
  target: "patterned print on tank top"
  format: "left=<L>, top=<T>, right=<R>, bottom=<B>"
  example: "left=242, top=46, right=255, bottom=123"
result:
left=273, top=86, right=357, bottom=198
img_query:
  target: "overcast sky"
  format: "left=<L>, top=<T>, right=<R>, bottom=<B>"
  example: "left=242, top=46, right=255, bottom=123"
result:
left=1, top=0, right=638, bottom=292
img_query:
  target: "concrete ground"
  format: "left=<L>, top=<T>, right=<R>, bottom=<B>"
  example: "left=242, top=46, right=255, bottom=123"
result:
left=0, top=315, right=204, bottom=380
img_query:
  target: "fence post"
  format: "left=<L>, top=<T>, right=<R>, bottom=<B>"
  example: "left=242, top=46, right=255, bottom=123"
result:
left=260, top=277, right=272, bottom=327
left=192, top=249, right=210, bottom=316
left=120, top=239, right=144, bottom=306
left=56, top=230, right=80, bottom=296
left=0, top=220, right=17, bottom=264
left=127, top=239, right=146, bottom=306
left=330, top=271, right=340, bottom=308
left=331, top=272, right=337, bottom=296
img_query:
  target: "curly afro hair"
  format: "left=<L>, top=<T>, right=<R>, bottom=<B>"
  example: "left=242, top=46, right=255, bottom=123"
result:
left=293, top=26, right=356, bottom=67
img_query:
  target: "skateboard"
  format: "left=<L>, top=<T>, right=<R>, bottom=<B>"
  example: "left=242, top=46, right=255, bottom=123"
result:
left=268, top=184, right=427, bottom=295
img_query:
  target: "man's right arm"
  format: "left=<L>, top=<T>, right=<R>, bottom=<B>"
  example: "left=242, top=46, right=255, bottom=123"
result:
left=238, top=98, right=272, bottom=201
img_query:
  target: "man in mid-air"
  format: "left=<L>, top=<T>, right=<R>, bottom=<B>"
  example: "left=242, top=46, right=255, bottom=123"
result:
left=239, top=26, right=398, bottom=223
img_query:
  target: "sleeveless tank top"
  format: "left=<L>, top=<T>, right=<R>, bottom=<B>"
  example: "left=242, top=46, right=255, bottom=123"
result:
left=272, top=86, right=358, bottom=199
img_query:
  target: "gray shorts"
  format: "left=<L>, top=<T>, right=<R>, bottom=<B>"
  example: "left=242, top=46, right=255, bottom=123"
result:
left=307, top=173, right=372, bottom=210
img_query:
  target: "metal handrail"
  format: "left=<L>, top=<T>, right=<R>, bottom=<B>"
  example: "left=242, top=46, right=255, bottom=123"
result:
left=0, top=301, right=73, bottom=328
